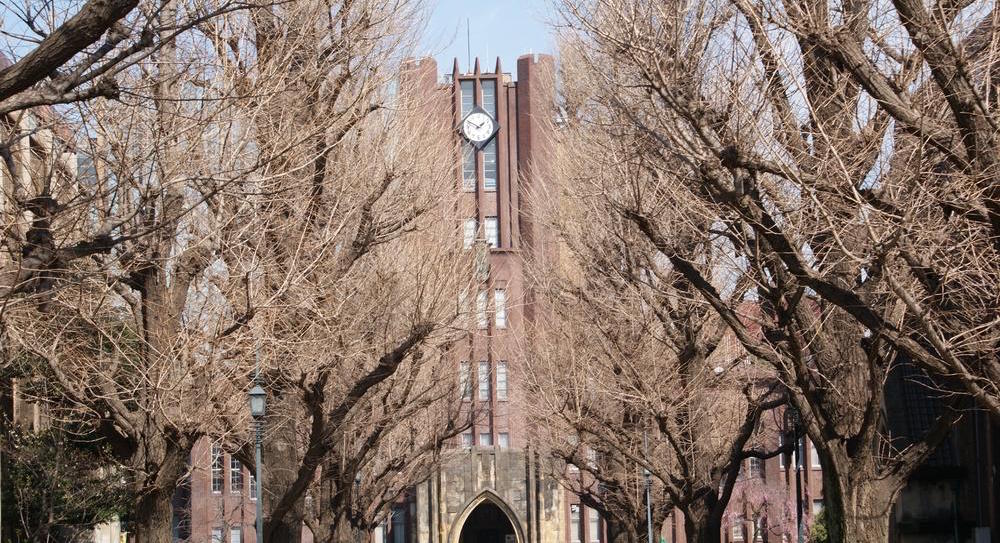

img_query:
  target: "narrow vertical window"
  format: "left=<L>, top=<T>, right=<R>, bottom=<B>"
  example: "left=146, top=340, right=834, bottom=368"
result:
left=460, top=80, right=475, bottom=117
left=479, top=432, right=493, bottom=446
left=463, top=218, right=477, bottom=248
left=810, top=441, right=821, bottom=469
left=230, top=457, right=242, bottom=494
left=496, top=361, right=508, bottom=401
left=392, top=506, right=406, bottom=543
left=494, top=289, right=507, bottom=328
left=477, top=291, right=488, bottom=329
left=483, top=140, right=497, bottom=191
left=748, top=457, right=762, bottom=478
left=461, top=432, right=474, bottom=448
left=732, top=523, right=744, bottom=541
left=588, top=508, right=601, bottom=543
left=460, top=361, right=472, bottom=400
left=484, top=217, right=498, bottom=248
left=498, top=432, right=510, bottom=448
left=230, top=527, right=242, bottom=543
left=778, top=433, right=785, bottom=469
left=570, top=505, right=581, bottom=543
left=481, top=80, right=497, bottom=116
left=250, top=474, right=257, bottom=500
left=212, top=528, right=224, bottom=543
left=462, top=144, right=476, bottom=192
left=478, top=360, right=490, bottom=400
left=211, top=445, right=224, bottom=493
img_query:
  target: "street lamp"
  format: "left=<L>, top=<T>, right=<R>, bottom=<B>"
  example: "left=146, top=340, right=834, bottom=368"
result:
left=249, top=384, right=266, bottom=543
left=783, top=406, right=803, bottom=543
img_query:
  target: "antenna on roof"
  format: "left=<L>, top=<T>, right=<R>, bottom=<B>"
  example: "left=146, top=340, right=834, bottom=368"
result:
left=466, top=18, right=471, bottom=72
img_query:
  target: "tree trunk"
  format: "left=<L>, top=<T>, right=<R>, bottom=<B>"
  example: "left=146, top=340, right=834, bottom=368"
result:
left=681, top=504, right=723, bottom=543
left=133, top=489, right=174, bottom=543
left=822, top=468, right=894, bottom=543
left=263, top=390, right=305, bottom=543
left=131, top=440, right=187, bottom=543
left=606, top=518, right=639, bottom=543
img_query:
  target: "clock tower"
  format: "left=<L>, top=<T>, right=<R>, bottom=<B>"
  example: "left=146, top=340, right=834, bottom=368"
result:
left=397, top=54, right=581, bottom=543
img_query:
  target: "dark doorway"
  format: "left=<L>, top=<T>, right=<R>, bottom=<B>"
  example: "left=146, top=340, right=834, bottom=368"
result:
left=458, top=502, right=516, bottom=543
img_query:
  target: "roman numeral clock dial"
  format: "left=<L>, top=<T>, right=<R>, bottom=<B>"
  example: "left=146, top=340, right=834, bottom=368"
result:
left=460, top=105, right=499, bottom=148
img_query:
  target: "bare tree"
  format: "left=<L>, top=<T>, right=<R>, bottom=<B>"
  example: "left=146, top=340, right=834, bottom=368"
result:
left=551, top=0, right=994, bottom=541
left=523, top=148, right=789, bottom=543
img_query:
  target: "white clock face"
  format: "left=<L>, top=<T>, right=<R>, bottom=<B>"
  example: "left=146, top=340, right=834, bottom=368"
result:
left=462, top=112, right=496, bottom=143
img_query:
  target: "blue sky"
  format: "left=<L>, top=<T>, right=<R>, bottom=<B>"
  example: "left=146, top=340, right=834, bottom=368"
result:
left=420, top=0, right=555, bottom=73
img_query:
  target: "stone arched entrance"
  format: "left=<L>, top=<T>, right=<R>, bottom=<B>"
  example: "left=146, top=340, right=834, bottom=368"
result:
left=450, top=491, right=524, bottom=543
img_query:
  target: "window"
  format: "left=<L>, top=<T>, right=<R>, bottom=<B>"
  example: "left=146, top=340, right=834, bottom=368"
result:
left=484, top=217, right=498, bottom=248
left=588, top=508, right=601, bottom=543
left=464, top=219, right=477, bottom=248
left=211, top=528, right=223, bottom=543
left=479, top=432, right=493, bottom=446
left=810, top=441, right=821, bottom=469
left=374, top=522, right=386, bottom=543
left=230, top=457, right=243, bottom=494
left=495, top=289, right=507, bottom=328
left=460, top=80, right=475, bottom=117
left=478, top=361, right=490, bottom=400
left=496, top=361, right=508, bottom=400
left=392, top=506, right=406, bottom=543
left=483, top=141, right=497, bottom=191
left=586, top=448, right=597, bottom=468
left=461, top=432, right=474, bottom=448
left=748, top=457, right=763, bottom=478
left=498, top=432, right=510, bottom=448
left=477, top=291, right=488, bottom=329
left=230, top=527, right=242, bottom=543
left=481, top=80, right=497, bottom=116
left=778, top=434, right=785, bottom=469
left=460, top=361, right=472, bottom=400
left=250, top=474, right=257, bottom=500
left=732, top=523, right=744, bottom=541
left=570, top=505, right=581, bottom=543
left=211, top=445, right=224, bottom=493
left=462, top=144, right=476, bottom=192
left=812, top=499, right=823, bottom=515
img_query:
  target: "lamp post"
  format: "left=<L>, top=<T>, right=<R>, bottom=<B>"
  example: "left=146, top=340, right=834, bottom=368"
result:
left=249, top=384, right=266, bottom=543
left=783, top=407, right=803, bottom=543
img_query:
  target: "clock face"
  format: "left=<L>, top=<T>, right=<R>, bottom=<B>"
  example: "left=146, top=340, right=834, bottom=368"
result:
left=461, top=111, right=496, bottom=144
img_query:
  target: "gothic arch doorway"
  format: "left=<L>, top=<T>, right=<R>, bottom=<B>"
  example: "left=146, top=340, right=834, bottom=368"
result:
left=451, top=492, right=523, bottom=543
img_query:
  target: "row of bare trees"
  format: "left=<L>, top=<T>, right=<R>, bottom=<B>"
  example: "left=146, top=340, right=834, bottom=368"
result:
left=0, top=0, right=472, bottom=541
left=523, top=0, right=998, bottom=543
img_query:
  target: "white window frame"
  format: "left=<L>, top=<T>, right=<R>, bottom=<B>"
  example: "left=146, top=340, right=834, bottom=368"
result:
left=477, top=360, right=490, bottom=400
left=230, top=457, right=242, bottom=494
left=463, top=219, right=477, bottom=249
left=211, top=528, right=223, bottom=543
left=498, top=432, right=510, bottom=448
left=483, top=141, right=497, bottom=192
left=494, top=288, right=507, bottom=328
left=250, top=473, right=257, bottom=501
left=479, top=432, right=493, bottom=446
left=496, top=360, right=508, bottom=401
left=732, top=523, right=744, bottom=541
left=484, top=217, right=498, bottom=248
left=230, top=527, right=242, bottom=543
left=211, top=445, right=224, bottom=494
left=810, top=440, right=821, bottom=469
left=570, top=505, right=581, bottom=543
left=477, top=291, right=488, bottom=329
left=588, top=508, right=601, bottom=543
left=460, top=361, right=472, bottom=400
